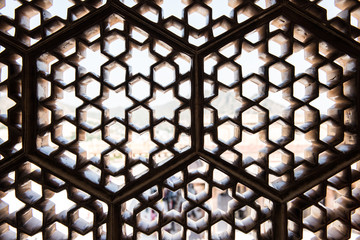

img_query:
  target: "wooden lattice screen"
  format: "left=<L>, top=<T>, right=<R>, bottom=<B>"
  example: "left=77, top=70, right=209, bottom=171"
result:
left=1, top=0, right=360, bottom=239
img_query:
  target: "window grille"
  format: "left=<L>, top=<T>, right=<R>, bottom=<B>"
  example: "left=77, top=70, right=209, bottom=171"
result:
left=0, top=0, right=360, bottom=239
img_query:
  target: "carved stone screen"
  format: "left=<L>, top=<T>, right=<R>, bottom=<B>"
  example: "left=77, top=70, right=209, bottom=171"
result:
left=0, top=0, right=360, bottom=239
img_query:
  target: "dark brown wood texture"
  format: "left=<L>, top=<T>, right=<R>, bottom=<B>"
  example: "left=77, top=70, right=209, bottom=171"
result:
left=0, top=0, right=360, bottom=239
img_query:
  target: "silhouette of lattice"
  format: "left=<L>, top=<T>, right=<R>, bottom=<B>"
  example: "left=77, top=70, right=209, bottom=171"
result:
left=117, top=0, right=278, bottom=46
left=120, top=158, right=273, bottom=239
left=0, top=0, right=360, bottom=239
left=0, top=161, right=108, bottom=239
left=0, top=45, right=22, bottom=164
left=291, top=0, right=360, bottom=43
left=203, top=15, right=358, bottom=191
left=0, top=0, right=105, bottom=46
left=288, top=159, right=360, bottom=239
left=36, top=13, right=192, bottom=194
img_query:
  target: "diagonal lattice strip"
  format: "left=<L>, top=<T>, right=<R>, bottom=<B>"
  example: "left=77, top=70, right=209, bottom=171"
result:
left=0, top=161, right=108, bottom=239
left=203, top=15, right=358, bottom=191
left=120, top=158, right=273, bottom=239
left=117, top=0, right=278, bottom=46
left=36, top=13, right=192, bottom=194
left=290, top=0, right=360, bottom=44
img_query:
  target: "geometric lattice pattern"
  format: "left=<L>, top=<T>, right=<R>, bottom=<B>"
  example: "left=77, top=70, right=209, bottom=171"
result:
left=1, top=0, right=360, bottom=239
left=121, top=159, right=273, bottom=239
left=36, top=13, right=192, bottom=193
left=119, top=0, right=277, bottom=46
left=0, top=161, right=108, bottom=239
left=203, top=15, right=358, bottom=191
left=0, top=0, right=105, bottom=46
left=0, top=45, right=22, bottom=163
left=288, top=160, right=360, bottom=239
left=291, top=0, right=360, bottom=43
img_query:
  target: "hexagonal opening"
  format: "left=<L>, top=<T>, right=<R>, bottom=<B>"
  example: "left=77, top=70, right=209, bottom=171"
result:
left=103, top=62, right=126, bottom=87
left=187, top=178, right=209, bottom=203
left=104, top=33, right=126, bottom=57
left=20, top=208, right=43, bottom=234
left=154, top=121, right=175, bottom=144
left=241, top=106, right=266, bottom=131
left=268, top=33, right=289, bottom=57
left=268, top=150, right=291, bottom=174
left=303, top=205, right=325, bottom=231
left=211, top=220, right=231, bottom=238
left=268, top=120, right=291, bottom=144
left=54, top=120, right=76, bottom=144
left=79, top=105, right=102, bottom=130
left=129, top=106, right=150, bottom=131
left=18, top=180, right=42, bottom=204
left=54, top=62, right=76, bottom=86
left=79, top=76, right=101, bottom=100
left=319, top=120, right=341, bottom=144
left=217, top=63, right=239, bottom=86
left=213, top=169, right=230, bottom=186
left=294, top=106, right=318, bottom=131
left=137, top=207, right=158, bottom=233
left=72, top=207, right=94, bottom=234
left=106, top=120, right=126, bottom=144
left=318, top=63, right=341, bottom=87
left=242, top=76, right=265, bottom=101
left=187, top=5, right=209, bottom=30
left=235, top=205, right=257, bottom=231
left=154, top=62, right=176, bottom=87
left=268, top=62, right=291, bottom=87
left=129, top=76, right=150, bottom=101
left=104, top=149, right=126, bottom=174
left=217, top=120, right=239, bottom=145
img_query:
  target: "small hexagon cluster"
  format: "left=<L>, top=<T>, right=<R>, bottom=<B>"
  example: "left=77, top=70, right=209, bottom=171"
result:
left=203, top=16, right=358, bottom=190
left=0, top=161, right=108, bottom=239
left=36, top=13, right=192, bottom=194
left=0, top=45, right=22, bottom=163
left=0, top=0, right=105, bottom=46
left=118, top=0, right=277, bottom=46
left=288, top=159, right=360, bottom=239
left=120, top=159, right=273, bottom=239
left=291, top=0, right=360, bottom=43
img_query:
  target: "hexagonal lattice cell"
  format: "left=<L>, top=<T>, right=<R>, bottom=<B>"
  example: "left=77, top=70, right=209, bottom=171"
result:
left=120, top=158, right=273, bottom=239
left=119, top=0, right=278, bottom=46
left=203, top=15, right=359, bottom=191
left=288, top=160, right=360, bottom=239
left=0, top=47, right=22, bottom=163
left=36, top=13, right=192, bottom=193
left=0, top=0, right=105, bottom=46
left=0, top=161, right=108, bottom=239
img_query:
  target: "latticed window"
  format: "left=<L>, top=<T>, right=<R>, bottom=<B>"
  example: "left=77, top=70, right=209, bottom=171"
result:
left=1, top=0, right=360, bottom=239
